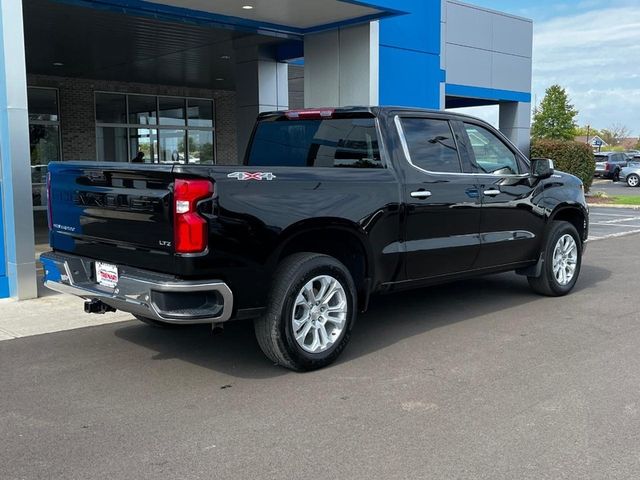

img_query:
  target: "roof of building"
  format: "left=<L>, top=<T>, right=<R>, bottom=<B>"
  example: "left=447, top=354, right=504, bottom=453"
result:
left=619, top=137, right=639, bottom=149
left=575, top=135, right=608, bottom=146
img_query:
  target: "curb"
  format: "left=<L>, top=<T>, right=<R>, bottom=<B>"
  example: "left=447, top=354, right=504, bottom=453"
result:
left=587, top=203, right=640, bottom=210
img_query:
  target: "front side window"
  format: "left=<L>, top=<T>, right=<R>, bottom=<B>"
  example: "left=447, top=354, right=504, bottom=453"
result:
left=400, top=118, right=461, bottom=173
left=247, top=117, right=382, bottom=168
left=464, top=123, right=519, bottom=175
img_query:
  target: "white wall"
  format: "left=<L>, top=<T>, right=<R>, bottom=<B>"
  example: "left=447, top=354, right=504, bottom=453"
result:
left=304, top=22, right=379, bottom=108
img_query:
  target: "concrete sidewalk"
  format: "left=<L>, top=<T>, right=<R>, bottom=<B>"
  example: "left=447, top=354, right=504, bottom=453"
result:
left=0, top=286, right=133, bottom=340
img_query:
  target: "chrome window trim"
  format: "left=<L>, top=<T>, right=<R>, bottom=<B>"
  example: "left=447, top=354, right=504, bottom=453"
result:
left=394, top=114, right=529, bottom=179
left=374, top=116, right=391, bottom=170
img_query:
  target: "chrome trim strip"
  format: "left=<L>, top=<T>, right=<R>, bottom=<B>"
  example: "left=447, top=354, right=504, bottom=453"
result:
left=393, top=115, right=530, bottom=179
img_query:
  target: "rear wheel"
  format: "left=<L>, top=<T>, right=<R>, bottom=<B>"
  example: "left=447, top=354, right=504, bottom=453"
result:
left=627, top=174, right=640, bottom=187
left=612, top=169, right=620, bottom=182
left=528, top=221, right=582, bottom=297
left=254, top=253, right=357, bottom=371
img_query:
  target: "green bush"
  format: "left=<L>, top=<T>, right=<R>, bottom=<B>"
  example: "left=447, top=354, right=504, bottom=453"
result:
left=531, top=139, right=595, bottom=191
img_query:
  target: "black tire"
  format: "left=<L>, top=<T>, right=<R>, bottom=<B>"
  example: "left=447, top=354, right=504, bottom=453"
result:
left=528, top=221, right=582, bottom=297
left=612, top=169, right=620, bottom=182
left=627, top=174, right=640, bottom=188
left=134, top=314, right=191, bottom=329
left=254, top=252, right=357, bottom=372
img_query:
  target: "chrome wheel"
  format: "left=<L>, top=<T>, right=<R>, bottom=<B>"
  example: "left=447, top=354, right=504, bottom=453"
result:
left=628, top=175, right=639, bottom=187
left=552, top=234, right=578, bottom=286
left=292, top=275, right=348, bottom=354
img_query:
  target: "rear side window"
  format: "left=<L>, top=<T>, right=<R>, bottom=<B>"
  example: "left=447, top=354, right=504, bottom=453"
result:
left=247, top=117, right=382, bottom=168
left=400, top=118, right=461, bottom=173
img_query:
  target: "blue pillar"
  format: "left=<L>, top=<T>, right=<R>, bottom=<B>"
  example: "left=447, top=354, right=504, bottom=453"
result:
left=0, top=0, right=37, bottom=299
left=376, top=0, right=443, bottom=109
left=0, top=189, right=8, bottom=297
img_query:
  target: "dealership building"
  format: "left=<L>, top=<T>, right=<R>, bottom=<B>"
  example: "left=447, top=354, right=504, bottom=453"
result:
left=0, top=0, right=532, bottom=299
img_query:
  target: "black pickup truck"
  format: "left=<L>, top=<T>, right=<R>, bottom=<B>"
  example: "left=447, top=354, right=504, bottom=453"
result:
left=42, top=107, right=588, bottom=371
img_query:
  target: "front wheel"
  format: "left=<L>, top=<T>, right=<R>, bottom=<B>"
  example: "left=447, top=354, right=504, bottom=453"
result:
left=254, top=253, right=357, bottom=371
left=528, top=221, right=582, bottom=296
left=627, top=174, right=640, bottom=187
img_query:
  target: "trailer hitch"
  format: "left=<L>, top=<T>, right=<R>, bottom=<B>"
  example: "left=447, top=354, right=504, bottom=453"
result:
left=84, top=299, right=116, bottom=314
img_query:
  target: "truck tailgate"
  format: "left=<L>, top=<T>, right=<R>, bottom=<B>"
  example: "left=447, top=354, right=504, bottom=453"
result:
left=48, top=162, right=177, bottom=271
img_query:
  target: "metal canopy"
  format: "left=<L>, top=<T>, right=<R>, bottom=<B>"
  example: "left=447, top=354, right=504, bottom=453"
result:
left=23, top=0, right=290, bottom=90
left=146, top=0, right=387, bottom=30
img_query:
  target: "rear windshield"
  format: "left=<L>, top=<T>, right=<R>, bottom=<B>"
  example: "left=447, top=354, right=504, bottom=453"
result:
left=594, top=155, right=608, bottom=161
left=247, top=117, right=383, bottom=168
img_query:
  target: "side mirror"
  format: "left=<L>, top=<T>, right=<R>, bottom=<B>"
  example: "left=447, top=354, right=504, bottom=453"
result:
left=531, top=158, right=554, bottom=179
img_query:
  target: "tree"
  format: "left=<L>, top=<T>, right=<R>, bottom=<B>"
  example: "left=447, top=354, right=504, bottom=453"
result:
left=574, top=125, right=601, bottom=139
left=600, top=123, right=631, bottom=147
left=531, top=85, right=578, bottom=140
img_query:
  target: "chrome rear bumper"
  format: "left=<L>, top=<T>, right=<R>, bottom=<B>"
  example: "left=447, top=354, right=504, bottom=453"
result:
left=40, top=251, right=233, bottom=324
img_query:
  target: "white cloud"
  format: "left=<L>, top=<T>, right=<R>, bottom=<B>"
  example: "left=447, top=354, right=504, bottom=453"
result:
left=449, top=2, right=640, bottom=135
left=532, top=5, right=640, bottom=134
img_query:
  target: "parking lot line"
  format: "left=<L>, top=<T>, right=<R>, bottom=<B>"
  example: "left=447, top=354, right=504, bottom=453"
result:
left=590, top=211, right=639, bottom=217
left=590, top=223, right=640, bottom=228
left=588, top=228, right=640, bottom=241
left=592, top=217, right=640, bottom=224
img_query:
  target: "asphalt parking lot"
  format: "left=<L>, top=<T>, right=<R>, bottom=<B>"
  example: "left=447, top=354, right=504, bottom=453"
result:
left=591, top=178, right=640, bottom=196
left=2, top=217, right=640, bottom=479
left=588, top=206, right=640, bottom=240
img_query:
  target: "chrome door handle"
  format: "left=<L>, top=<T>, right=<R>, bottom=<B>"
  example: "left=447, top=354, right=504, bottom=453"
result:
left=411, top=190, right=432, bottom=199
left=483, top=189, right=501, bottom=196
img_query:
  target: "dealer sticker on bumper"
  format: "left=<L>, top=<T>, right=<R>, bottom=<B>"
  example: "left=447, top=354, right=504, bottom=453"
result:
left=95, top=261, right=118, bottom=288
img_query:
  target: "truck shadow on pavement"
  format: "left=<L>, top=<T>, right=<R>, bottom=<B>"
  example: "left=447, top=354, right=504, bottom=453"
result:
left=113, top=264, right=610, bottom=379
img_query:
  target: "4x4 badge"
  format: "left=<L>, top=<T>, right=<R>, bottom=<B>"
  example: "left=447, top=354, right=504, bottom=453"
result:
left=227, top=172, right=276, bottom=181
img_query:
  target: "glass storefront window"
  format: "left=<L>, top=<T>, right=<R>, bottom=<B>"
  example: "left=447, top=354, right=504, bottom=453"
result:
left=95, top=93, right=215, bottom=164
left=31, top=166, right=48, bottom=209
left=128, top=95, right=157, bottom=125
left=95, top=93, right=127, bottom=124
left=29, top=123, right=58, bottom=209
left=187, top=99, right=213, bottom=128
left=28, top=88, right=59, bottom=122
left=129, top=128, right=158, bottom=163
left=159, top=129, right=186, bottom=163
left=159, top=97, right=186, bottom=126
left=29, top=124, right=60, bottom=165
left=188, top=130, right=214, bottom=164
left=97, top=127, right=128, bottom=162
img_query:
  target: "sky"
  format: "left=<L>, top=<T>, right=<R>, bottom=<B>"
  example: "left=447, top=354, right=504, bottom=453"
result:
left=451, top=0, right=640, bottom=136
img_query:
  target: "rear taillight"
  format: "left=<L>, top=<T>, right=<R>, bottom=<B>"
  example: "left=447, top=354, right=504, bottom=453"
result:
left=173, top=178, right=213, bottom=254
left=605, top=163, right=610, bottom=171
left=46, top=171, right=53, bottom=230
